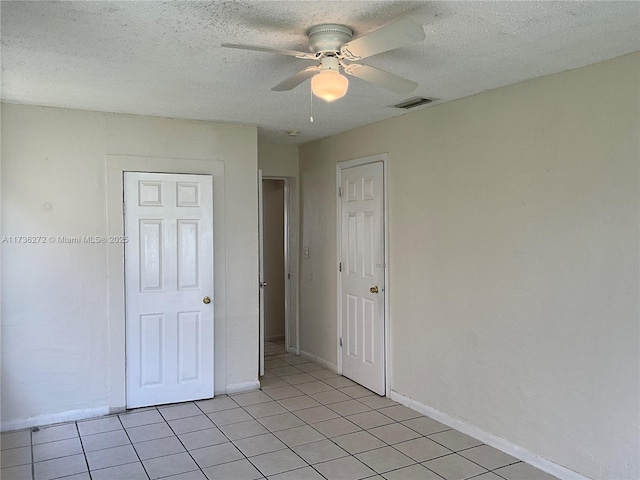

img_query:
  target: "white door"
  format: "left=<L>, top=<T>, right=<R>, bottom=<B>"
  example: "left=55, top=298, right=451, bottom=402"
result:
left=340, top=162, right=385, bottom=395
left=258, top=170, right=265, bottom=377
left=124, top=172, right=214, bottom=408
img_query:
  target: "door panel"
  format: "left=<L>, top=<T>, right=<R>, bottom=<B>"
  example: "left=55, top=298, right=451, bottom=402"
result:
left=125, top=172, right=214, bottom=408
left=340, top=162, right=385, bottom=395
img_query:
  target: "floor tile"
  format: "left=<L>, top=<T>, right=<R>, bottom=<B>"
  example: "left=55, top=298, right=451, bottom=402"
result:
left=143, top=451, right=199, bottom=479
left=282, top=373, right=316, bottom=385
left=244, top=401, right=288, bottom=418
left=234, top=432, right=287, bottom=456
left=314, top=455, right=376, bottom=480
left=232, top=390, right=273, bottom=406
left=207, top=407, right=253, bottom=426
left=190, top=442, right=244, bottom=468
left=168, top=414, right=215, bottom=434
left=358, top=396, right=398, bottom=410
left=277, top=395, right=321, bottom=411
left=493, top=462, right=559, bottom=480
left=428, top=430, right=483, bottom=452
left=295, top=363, right=326, bottom=373
left=423, top=453, right=487, bottom=480
left=77, top=417, right=123, bottom=438
left=293, top=439, right=349, bottom=464
left=356, top=446, right=415, bottom=474
left=467, top=473, right=504, bottom=480
left=327, top=400, right=371, bottom=416
left=308, top=369, right=339, bottom=380
left=274, top=425, right=324, bottom=447
left=81, top=429, right=131, bottom=452
left=34, top=453, right=87, bottom=480
left=458, top=444, right=519, bottom=470
left=202, top=458, right=262, bottom=480
left=260, top=377, right=289, bottom=390
left=159, top=403, right=202, bottom=421
left=85, top=444, right=138, bottom=470
left=294, top=406, right=340, bottom=424
left=133, top=435, right=186, bottom=460
left=1, top=430, right=31, bottom=450
left=295, top=381, right=335, bottom=395
left=331, top=431, right=386, bottom=455
left=249, top=448, right=307, bottom=476
left=91, top=461, right=149, bottom=480
left=33, top=437, right=83, bottom=462
left=401, top=416, right=451, bottom=436
left=309, top=389, right=351, bottom=405
left=321, top=376, right=357, bottom=389
left=264, top=386, right=306, bottom=401
left=258, top=412, right=305, bottom=432
left=382, top=464, right=442, bottom=480
left=220, top=419, right=269, bottom=440
left=394, top=437, right=453, bottom=462
left=195, top=396, right=238, bottom=414
left=283, top=356, right=310, bottom=366
left=163, top=470, right=208, bottom=480
left=310, top=417, right=361, bottom=438
left=377, top=405, right=423, bottom=422
left=269, top=366, right=303, bottom=377
left=267, top=465, right=325, bottom=480
left=126, top=422, right=174, bottom=443
left=119, top=410, right=165, bottom=428
left=265, top=359, right=289, bottom=369
left=179, top=427, right=228, bottom=450
left=0, top=464, right=32, bottom=480
left=32, top=423, right=78, bottom=444
left=339, top=385, right=375, bottom=399
left=367, top=423, right=421, bottom=444
left=55, top=472, right=91, bottom=480
left=1, top=446, right=32, bottom=468
left=346, top=411, right=394, bottom=430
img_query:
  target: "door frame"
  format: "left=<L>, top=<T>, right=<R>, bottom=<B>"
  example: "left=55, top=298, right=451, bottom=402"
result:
left=106, top=156, right=226, bottom=411
left=258, top=175, right=300, bottom=358
left=336, top=153, right=391, bottom=396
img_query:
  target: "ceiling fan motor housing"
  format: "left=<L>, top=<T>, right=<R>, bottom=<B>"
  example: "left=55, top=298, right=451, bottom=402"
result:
left=308, top=24, right=353, bottom=54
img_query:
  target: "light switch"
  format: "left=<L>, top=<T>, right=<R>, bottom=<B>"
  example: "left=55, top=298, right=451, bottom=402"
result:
left=304, top=247, right=310, bottom=259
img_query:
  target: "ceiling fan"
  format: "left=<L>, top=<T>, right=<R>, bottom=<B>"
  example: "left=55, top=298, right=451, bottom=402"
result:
left=222, top=19, right=426, bottom=102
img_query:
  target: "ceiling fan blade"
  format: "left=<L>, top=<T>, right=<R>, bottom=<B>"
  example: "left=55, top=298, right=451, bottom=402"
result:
left=340, top=19, right=425, bottom=60
left=272, top=66, right=320, bottom=91
left=221, top=43, right=316, bottom=60
left=343, top=63, right=417, bottom=94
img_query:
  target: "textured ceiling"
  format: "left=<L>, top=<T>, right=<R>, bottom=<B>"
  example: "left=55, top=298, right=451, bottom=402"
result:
left=2, top=1, right=639, bottom=145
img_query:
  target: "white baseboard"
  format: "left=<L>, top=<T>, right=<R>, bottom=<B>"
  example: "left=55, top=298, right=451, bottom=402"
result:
left=390, top=391, right=588, bottom=480
left=299, top=349, right=338, bottom=373
left=225, top=380, right=260, bottom=394
left=1, top=406, right=111, bottom=433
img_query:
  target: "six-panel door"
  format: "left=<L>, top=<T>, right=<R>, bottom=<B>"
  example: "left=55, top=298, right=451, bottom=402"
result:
left=124, top=172, right=214, bottom=408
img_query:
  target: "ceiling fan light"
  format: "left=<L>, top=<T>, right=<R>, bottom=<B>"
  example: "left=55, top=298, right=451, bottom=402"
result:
left=311, top=69, right=349, bottom=102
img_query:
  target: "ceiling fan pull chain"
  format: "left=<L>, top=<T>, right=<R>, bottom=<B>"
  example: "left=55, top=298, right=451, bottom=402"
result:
left=310, top=86, right=314, bottom=123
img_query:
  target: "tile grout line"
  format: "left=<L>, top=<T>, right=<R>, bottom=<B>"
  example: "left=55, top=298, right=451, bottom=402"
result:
left=75, top=421, right=93, bottom=480
left=115, top=408, right=153, bottom=480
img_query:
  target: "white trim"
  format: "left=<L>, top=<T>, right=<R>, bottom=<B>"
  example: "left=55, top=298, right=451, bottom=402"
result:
left=390, top=390, right=589, bottom=480
left=226, top=381, right=261, bottom=394
left=336, top=153, right=390, bottom=395
left=1, top=406, right=111, bottom=432
left=299, top=349, right=339, bottom=373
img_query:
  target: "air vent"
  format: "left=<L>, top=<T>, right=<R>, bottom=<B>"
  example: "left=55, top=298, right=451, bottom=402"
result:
left=392, top=97, right=435, bottom=109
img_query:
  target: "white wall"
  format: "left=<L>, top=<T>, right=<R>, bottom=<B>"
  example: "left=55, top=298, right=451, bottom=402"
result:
left=298, top=52, right=639, bottom=480
left=1, top=104, right=259, bottom=430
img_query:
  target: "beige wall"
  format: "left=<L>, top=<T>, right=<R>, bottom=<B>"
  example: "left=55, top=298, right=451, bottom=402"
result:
left=258, top=142, right=299, bottom=177
left=1, top=104, right=259, bottom=429
left=298, top=53, right=639, bottom=480
left=263, top=179, right=286, bottom=340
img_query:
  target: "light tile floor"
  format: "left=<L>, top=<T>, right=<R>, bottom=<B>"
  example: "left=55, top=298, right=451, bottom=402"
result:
left=1, top=341, right=559, bottom=480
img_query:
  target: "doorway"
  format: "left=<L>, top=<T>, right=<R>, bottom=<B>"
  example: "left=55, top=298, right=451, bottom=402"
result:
left=258, top=175, right=299, bottom=377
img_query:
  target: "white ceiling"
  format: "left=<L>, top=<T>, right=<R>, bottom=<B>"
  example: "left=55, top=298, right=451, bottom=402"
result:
left=2, top=1, right=638, bottom=145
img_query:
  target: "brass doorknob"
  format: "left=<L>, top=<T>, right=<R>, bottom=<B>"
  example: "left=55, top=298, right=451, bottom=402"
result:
left=370, top=286, right=379, bottom=294
left=203, top=296, right=211, bottom=304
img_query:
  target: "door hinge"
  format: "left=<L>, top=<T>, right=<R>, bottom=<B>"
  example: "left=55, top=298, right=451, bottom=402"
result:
left=338, top=187, right=342, bottom=198
left=287, top=273, right=291, bottom=279
left=339, top=262, right=342, bottom=272
left=340, top=337, right=343, bottom=347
